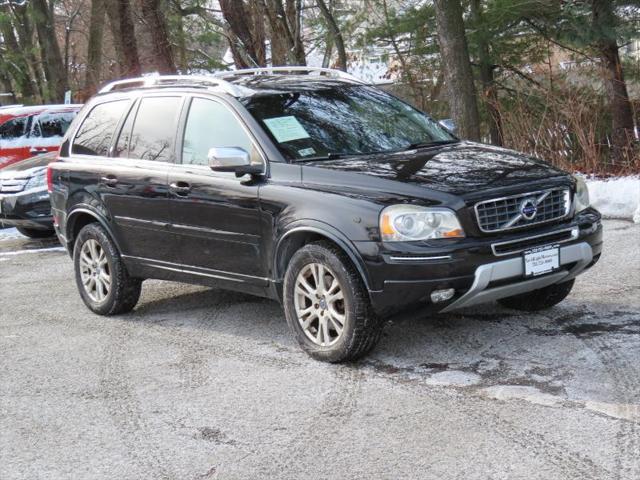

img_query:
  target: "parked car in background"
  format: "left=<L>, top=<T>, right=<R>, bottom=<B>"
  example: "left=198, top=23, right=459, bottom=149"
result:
left=0, top=152, right=57, bottom=238
left=0, top=104, right=81, bottom=170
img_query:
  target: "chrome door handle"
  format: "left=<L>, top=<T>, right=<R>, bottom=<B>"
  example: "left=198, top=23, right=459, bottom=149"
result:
left=101, top=176, right=118, bottom=186
left=170, top=182, right=191, bottom=195
left=29, top=148, right=48, bottom=155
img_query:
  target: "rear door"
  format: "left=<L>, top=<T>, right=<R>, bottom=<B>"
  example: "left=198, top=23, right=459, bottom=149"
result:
left=168, top=95, right=266, bottom=285
left=70, top=96, right=183, bottom=262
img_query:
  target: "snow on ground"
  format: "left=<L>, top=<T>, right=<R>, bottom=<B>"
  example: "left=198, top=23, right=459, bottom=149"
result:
left=0, top=227, right=21, bottom=240
left=585, top=176, right=640, bottom=223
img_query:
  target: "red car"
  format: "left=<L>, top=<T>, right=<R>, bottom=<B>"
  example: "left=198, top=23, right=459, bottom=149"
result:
left=0, top=104, right=82, bottom=169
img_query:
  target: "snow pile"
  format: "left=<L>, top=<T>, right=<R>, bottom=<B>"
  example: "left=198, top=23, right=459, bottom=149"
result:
left=585, top=176, right=640, bottom=223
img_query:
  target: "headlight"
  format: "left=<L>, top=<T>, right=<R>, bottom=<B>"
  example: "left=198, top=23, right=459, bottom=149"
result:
left=380, top=205, right=465, bottom=241
left=573, top=175, right=590, bottom=213
left=25, top=170, right=47, bottom=190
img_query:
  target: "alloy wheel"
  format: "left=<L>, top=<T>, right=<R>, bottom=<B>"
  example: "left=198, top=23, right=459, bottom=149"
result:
left=79, top=239, right=111, bottom=303
left=293, top=262, right=346, bottom=347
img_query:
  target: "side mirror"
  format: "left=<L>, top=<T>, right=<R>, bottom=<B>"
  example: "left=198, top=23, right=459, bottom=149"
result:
left=207, top=147, right=263, bottom=176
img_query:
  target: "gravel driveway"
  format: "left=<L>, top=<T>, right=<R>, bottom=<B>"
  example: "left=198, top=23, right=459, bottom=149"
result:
left=1, top=220, right=639, bottom=480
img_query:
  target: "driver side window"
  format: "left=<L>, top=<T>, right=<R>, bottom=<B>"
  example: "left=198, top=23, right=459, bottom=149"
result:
left=181, top=98, right=260, bottom=166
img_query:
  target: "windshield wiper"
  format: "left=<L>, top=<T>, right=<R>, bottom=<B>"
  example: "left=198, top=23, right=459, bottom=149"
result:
left=403, top=139, right=459, bottom=150
left=296, top=152, right=370, bottom=162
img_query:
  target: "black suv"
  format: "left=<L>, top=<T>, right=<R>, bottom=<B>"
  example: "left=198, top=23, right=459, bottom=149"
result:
left=49, top=68, right=602, bottom=362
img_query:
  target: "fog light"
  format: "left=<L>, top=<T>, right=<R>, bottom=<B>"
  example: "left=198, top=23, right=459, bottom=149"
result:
left=430, top=288, right=455, bottom=303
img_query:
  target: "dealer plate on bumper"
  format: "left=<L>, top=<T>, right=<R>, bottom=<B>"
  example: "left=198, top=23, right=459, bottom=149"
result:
left=523, top=244, right=560, bottom=277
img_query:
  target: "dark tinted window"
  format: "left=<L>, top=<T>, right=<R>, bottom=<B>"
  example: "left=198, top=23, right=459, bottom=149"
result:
left=72, top=101, right=129, bottom=156
left=129, top=97, right=182, bottom=163
left=0, top=117, right=28, bottom=140
left=242, top=85, right=455, bottom=161
left=32, top=111, right=76, bottom=138
left=114, top=102, right=137, bottom=158
left=182, top=98, right=259, bottom=166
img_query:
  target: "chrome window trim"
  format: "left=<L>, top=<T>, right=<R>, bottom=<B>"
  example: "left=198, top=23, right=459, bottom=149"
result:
left=491, top=226, right=579, bottom=257
left=474, top=188, right=571, bottom=233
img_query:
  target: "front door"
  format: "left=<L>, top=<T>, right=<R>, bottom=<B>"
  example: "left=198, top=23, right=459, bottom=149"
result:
left=168, top=96, right=266, bottom=287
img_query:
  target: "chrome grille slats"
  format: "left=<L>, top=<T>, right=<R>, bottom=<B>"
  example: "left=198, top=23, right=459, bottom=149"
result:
left=475, top=188, right=570, bottom=233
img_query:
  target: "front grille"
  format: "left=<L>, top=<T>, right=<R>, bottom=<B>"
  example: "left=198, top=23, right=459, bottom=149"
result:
left=0, top=179, right=27, bottom=193
left=492, top=227, right=578, bottom=256
left=475, top=188, right=570, bottom=233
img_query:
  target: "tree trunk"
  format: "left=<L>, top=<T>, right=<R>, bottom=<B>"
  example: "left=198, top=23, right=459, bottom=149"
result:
left=433, top=0, right=481, bottom=141
left=219, top=0, right=266, bottom=68
left=139, top=0, right=177, bottom=74
left=31, top=0, right=68, bottom=102
left=105, top=0, right=141, bottom=77
left=470, top=0, right=503, bottom=145
left=317, top=0, right=347, bottom=71
left=262, top=0, right=306, bottom=65
left=591, top=0, right=636, bottom=159
left=12, top=3, right=46, bottom=102
left=84, top=0, right=106, bottom=96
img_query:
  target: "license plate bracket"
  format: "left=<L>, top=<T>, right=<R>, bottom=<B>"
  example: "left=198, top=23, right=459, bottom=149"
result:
left=523, top=244, right=560, bottom=277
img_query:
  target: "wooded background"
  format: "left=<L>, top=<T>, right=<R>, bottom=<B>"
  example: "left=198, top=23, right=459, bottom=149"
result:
left=1, top=0, right=638, bottom=173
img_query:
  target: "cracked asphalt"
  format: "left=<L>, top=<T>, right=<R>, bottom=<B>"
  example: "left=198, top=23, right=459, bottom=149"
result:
left=1, top=220, right=639, bottom=480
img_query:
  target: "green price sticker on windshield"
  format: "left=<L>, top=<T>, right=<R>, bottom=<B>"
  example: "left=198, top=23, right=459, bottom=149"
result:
left=264, top=116, right=310, bottom=143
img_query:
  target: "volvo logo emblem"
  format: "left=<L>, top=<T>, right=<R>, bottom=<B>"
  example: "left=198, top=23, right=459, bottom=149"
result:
left=520, top=199, right=538, bottom=220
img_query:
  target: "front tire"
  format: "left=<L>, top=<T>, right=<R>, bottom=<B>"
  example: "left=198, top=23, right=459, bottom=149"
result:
left=283, top=241, right=384, bottom=363
left=73, top=223, right=141, bottom=315
left=16, top=226, right=55, bottom=238
left=498, top=279, right=575, bottom=311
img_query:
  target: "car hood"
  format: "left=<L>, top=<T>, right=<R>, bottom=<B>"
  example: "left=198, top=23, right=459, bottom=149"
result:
left=0, top=152, right=56, bottom=179
left=303, top=141, right=568, bottom=196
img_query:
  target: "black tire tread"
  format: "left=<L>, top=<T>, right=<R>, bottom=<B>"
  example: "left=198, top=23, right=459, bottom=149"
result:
left=283, top=240, right=384, bottom=362
left=73, top=223, right=141, bottom=315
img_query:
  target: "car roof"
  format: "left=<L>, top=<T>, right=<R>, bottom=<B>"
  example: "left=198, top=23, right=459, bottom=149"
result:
left=0, top=104, right=83, bottom=122
left=95, top=68, right=367, bottom=99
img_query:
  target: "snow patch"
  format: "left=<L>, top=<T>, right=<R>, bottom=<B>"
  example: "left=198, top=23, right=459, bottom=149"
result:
left=481, top=385, right=563, bottom=407
left=585, top=176, right=640, bottom=223
left=425, top=370, right=482, bottom=387
left=0, top=227, right=21, bottom=240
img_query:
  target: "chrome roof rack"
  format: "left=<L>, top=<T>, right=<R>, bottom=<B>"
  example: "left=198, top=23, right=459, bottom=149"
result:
left=215, top=66, right=365, bottom=84
left=98, top=75, right=253, bottom=97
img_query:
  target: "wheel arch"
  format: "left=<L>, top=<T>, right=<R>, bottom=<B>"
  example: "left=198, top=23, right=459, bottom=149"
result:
left=66, top=207, right=121, bottom=255
left=273, top=222, right=372, bottom=292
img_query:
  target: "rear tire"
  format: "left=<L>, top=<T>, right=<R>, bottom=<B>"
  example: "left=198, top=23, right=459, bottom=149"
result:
left=498, top=279, right=575, bottom=312
left=283, top=241, right=384, bottom=363
left=16, top=226, right=55, bottom=238
left=73, top=223, right=141, bottom=315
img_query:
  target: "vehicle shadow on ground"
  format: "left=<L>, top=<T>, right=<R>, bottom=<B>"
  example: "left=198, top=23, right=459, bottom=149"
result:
left=125, top=284, right=640, bottom=393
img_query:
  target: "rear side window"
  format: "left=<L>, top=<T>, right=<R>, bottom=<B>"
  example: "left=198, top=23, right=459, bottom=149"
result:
left=32, top=111, right=76, bottom=138
left=128, top=97, right=182, bottom=163
left=72, top=100, right=129, bottom=156
left=0, top=117, right=28, bottom=140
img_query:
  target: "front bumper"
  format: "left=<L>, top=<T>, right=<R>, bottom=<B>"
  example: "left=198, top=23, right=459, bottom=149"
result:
left=360, top=209, right=603, bottom=316
left=0, top=188, right=53, bottom=229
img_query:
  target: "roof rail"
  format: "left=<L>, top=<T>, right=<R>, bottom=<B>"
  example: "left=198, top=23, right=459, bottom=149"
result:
left=98, top=75, right=253, bottom=97
left=215, top=66, right=365, bottom=84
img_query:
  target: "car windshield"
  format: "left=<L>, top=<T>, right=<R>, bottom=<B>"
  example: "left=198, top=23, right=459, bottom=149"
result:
left=242, top=85, right=456, bottom=161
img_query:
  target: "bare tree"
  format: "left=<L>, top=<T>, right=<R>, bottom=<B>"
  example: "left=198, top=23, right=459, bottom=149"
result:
left=84, top=0, right=106, bottom=94
left=261, top=0, right=306, bottom=65
left=138, top=0, right=176, bottom=74
left=591, top=0, right=636, bottom=158
left=0, top=4, right=37, bottom=101
left=31, top=0, right=68, bottom=101
left=105, top=0, right=141, bottom=77
left=219, top=0, right=267, bottom=68
left=316, top=0, right=346, bottom=71
left=433, top=0, right=481, bottom=141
